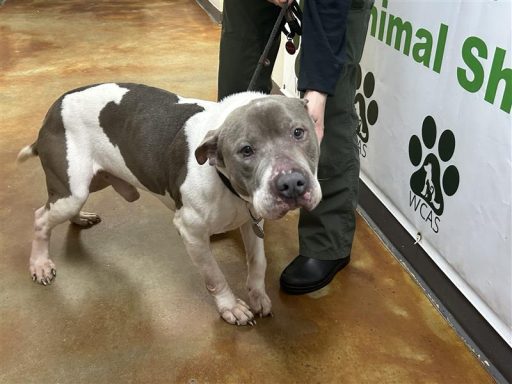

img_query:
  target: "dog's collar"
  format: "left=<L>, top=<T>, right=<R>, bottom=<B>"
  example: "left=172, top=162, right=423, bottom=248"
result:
left=216, top=170, right=264, bottom=239
left=216, top=170, right=242, bottom=199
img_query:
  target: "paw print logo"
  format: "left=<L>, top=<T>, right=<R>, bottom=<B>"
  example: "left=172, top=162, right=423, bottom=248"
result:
left=355, top=65, right=378, bottom=143
left=409, top=116, right=460, bottom=216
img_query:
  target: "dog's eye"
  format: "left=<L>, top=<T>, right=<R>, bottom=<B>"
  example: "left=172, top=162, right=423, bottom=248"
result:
left=293, top=128, right=305, bottom=140
left=240, top=145, right=254, bottom=157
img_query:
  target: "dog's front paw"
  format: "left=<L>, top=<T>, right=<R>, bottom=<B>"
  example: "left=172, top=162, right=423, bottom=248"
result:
left=220, top=298, right=256, bottom=326
left=248, top=289, right=273, bottom=317
left=30, top=258, right=56, bottom=286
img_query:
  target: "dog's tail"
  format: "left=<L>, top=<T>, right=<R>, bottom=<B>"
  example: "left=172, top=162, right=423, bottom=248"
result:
left=16, top=142, right=38, bottom=164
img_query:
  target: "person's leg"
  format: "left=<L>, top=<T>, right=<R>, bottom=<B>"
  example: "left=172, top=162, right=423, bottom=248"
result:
left=281, top=0, right=374, bottom=294
left=217, top=0, right=281, bottom=100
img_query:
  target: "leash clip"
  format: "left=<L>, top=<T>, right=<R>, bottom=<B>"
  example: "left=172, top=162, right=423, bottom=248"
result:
left=281, top=1, right=302, bottom=38
left=281, top=1, right=302, bottom=55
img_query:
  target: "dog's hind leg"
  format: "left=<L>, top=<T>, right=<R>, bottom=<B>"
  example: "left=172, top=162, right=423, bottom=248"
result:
left=31, top=194, right=88, bottom=285
left=31, top=158, right=92, bottom=284
left=29, top=96, right=98, bottom=283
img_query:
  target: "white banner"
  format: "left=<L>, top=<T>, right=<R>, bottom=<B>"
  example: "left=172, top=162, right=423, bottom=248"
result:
left=276, top=0, right=512, bottom=346
left=358, top=0, right=512, bottom=345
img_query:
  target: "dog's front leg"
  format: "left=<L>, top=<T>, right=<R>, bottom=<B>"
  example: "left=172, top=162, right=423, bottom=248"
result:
left=176, top=219, right=255, bottom=326
left=240, top=220, right=272, bottom=317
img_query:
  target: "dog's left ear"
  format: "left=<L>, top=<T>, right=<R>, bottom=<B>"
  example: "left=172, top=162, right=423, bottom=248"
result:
left=195, top=129, right=219, bottom=166
left=301, top=98, right=309, bottom=110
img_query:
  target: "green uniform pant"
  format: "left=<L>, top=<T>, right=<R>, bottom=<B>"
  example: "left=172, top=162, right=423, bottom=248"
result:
left=218, top=0, right=373, bottom=261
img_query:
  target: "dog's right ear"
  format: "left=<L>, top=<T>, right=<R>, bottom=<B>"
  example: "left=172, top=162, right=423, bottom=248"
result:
left=195, top=129, right=219, bottom=166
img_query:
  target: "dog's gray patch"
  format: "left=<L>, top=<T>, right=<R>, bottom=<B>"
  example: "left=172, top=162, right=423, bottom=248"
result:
left=98, top=83, right=204, bottom=208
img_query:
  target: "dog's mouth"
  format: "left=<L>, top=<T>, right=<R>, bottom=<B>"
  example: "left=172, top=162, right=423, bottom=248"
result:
left=257, top=189, right=320, bottom=220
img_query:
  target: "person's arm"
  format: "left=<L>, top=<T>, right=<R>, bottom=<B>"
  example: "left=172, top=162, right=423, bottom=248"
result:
left=298, top=0, right=351, bottom=96
left=298, top=0, right=351, bottom=142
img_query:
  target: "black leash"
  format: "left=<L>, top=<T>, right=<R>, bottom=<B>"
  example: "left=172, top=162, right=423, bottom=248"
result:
left=247, top=4, right=288, bottom=92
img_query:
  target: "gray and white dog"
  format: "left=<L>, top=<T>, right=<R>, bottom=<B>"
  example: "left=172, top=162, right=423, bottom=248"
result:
left=17, top=83, right=321, bottom=325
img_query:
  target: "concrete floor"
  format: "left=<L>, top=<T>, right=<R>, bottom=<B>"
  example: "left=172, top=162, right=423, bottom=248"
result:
left=0, top=1, right=494, bottom=383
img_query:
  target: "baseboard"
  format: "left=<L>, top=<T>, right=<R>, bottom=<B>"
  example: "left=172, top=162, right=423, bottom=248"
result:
left=358, top=180, right=512, bottom=383
left=195, top=0, right=222, bottom=24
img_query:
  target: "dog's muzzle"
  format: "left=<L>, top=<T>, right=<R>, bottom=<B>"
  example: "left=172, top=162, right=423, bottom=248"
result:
left=261, top=169, right=319, bottom=218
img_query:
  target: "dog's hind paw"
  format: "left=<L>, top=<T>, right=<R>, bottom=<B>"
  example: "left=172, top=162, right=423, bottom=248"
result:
left=30, top=259, right=56, bottom=286
left=71, top=211, right=101, bottom=228
left=220, top=299, right=256, bottom=326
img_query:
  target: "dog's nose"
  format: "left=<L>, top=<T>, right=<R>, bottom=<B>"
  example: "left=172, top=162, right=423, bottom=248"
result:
left=276, top=171, right=308, bottom=199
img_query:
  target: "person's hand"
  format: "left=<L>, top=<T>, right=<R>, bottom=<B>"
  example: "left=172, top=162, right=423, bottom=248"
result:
left=304, top=90, right=327, bottom=143
left=267, top=0, right=293, bottom=7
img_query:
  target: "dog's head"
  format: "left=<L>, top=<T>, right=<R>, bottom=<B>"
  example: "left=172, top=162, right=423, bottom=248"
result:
left=195, top=95, right=321, bottom=219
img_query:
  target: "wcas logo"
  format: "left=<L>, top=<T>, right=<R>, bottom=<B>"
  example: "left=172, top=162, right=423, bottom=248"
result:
left=408, top=116, right=460, bottom=233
